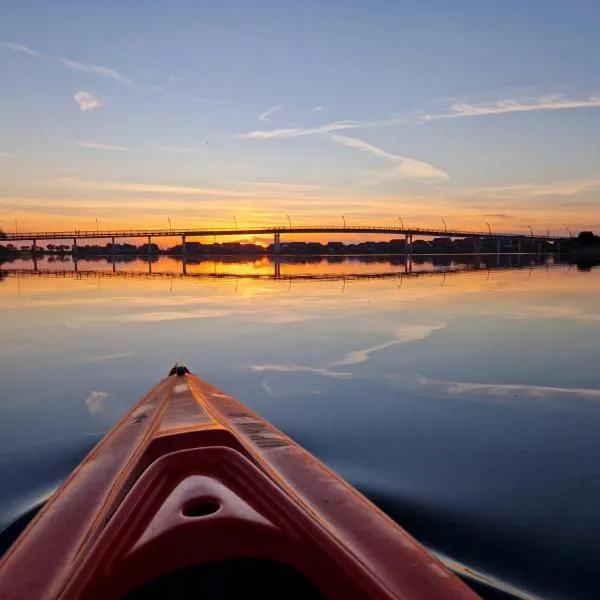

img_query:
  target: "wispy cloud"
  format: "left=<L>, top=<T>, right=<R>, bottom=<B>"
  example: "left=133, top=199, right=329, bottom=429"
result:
left=0, top=41, right=46, bottom=60
left=0, top=152, right=14, bottom=159
left=241, top=126, right=324, bottom=140
left=226, top=180, right=330, bottom=193
left=481, top=179, right=600, bottom=198
left=245, top=91, right=600, bottom=143
left=73, top=90, right=103, bottom=111
left=243, top=92, right=600, bottom=142
left=165, top=75, right=184, bottom=86
left=67, top=180, right=266, bottom=196
left=61, top=58, right=135, bottom=87
left=328, top=134, right=400, bottom=162
left=329, top=134, right=449, bottom=183
left=76, top=141, right=128, bottom=151
left=259, top=104, right=282, bottom=122
left=240, top=117, right=405, bottom=140
left=66, top=179, right=340, bottom=200
left=484, top=213, right=511, bottom=220
left=423, top=94, right=600, bottom=122
left=143, top=144, right=196, bottom=154
left=240, top=118, right=447, bottom=184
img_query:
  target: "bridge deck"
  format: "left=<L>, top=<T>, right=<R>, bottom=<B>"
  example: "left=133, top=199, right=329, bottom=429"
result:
left=3, top=225, right=566, bottom=242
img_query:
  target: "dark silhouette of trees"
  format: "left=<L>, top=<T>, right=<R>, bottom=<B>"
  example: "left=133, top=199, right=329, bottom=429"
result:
left=577, top=231, right=600, bottom=245
left=0, top=229, right=17, bottom=257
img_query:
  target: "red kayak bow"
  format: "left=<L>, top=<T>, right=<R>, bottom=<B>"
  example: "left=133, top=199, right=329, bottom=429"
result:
left=0, top=364, right=479, bottom=599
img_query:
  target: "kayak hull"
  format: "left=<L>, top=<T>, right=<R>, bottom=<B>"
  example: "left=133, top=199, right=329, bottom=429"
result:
left=0, top=369, right=479, bottom=600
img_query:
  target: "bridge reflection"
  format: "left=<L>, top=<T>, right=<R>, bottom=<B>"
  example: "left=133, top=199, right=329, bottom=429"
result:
left=1, top=253, right=566, bottom=283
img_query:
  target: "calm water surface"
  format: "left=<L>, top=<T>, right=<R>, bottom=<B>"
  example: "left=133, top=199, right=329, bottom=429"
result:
left=2, top=255, right=600, bottom=599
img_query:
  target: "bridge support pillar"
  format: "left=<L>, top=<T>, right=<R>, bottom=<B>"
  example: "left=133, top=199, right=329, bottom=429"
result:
left=474, top=238, right=480, bottom=254
left=405, top=234, right=412, bottom=254
left=147, top=236, right=152, bottom=255
left=518, top=239, right=522, bottom=254
left=182, top=234, right=186, bottom=256
left=72, top=238, right=77, bottom=257
left=111, top=237, right=116, bottom=255
left=32, top=239, right=37, bottom=255
left=274, top=257, right=281, bottom=278
left=497, top=238, right=501, bottom=254
left=182, top=257, right=187, bottom=276
left=274, top=232, right=281, bottom=255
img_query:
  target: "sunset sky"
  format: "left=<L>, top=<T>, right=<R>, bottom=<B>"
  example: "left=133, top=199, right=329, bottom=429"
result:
left=2, top=0, right=600, bottom=236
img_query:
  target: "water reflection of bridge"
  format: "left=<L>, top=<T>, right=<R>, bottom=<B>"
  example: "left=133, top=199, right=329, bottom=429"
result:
left=2, top=254, right=562, bottom=283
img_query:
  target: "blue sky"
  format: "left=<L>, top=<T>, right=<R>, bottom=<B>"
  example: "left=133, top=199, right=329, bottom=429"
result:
left=1, top=0, right=600, bottom=233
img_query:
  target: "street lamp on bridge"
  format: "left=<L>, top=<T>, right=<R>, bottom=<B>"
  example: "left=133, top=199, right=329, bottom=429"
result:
left=441, top=218, right=447, bottom=233
left=528, top=225, right=534, bottom=237
left=96, top=218, right=99, bottom=233
left=565, top=225, right=573, bottom=238
left=286, top=214, right=292, bottom=228
left=486, top=222, right=492, bottom=235
left=168, top=217, right=172, bottom=232
left=233, top=216, right=238, bottom=229
left=398, top=217, right=404, bottom=230
left=341, top=215, right=347, bottom=228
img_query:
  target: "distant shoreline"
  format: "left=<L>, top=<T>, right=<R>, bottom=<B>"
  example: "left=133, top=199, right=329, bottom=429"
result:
left=0, top=236, right=560, bottom=258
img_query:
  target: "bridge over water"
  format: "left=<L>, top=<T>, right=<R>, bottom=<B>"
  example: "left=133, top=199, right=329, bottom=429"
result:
left=4, top=225, right=567, bottom=255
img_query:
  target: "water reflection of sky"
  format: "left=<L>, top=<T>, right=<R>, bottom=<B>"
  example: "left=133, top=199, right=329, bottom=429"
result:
left=2, top=257, right=600, bottom=598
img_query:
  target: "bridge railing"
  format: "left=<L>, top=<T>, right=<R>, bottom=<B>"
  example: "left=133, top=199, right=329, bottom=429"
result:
left=2, top=225, right=567, bottom=241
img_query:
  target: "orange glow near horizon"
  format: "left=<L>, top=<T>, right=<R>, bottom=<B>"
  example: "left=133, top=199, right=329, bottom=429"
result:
left=5, top=180, right=598, bottom=238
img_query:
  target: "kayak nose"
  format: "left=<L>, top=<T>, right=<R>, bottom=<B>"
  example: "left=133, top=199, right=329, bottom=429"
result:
left=168, top=361, right=191, bottom=377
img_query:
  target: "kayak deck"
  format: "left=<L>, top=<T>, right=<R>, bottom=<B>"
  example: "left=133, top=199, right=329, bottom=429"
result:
left=0, top=366, right=479, bottom=600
